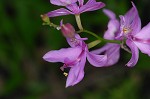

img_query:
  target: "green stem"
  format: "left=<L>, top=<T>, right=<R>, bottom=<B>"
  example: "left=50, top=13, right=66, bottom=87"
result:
left=75, top=14, right=83, bottom=30
left=43, top=22, right=60, bottom=30
left=88, top=40, right=101, bottom=49
left=49, top=23, right=60, bottom=30
left=82, top=29, right=121, bottom=44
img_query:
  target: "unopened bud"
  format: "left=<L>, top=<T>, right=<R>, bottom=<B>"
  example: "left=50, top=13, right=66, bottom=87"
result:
left=41, top=14, right=50, bottom=23
left=61, top=23, right=75, bottom=38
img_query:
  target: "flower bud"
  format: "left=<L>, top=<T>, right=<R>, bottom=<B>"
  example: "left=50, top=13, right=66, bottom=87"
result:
left=40, top=14, right=50, bottom=23
left=61, top=23, right=75, bottom=38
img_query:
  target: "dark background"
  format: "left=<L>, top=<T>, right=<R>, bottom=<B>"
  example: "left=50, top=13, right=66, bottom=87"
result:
left=0, top=0, right=150, bottom=99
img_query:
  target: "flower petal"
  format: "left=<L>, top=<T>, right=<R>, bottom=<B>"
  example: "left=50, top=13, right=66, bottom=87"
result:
left=50, top=0, right=77, bottom=6
left=126, top=39, right=139, bottom=67
left=91, top=44, right=120, bottom=66
left=47, top=8, right=73, bottom=17
left=134, top=42, right=150, bottom=56
left=50, top=0, right=64, bottom=6
left=78, top=0, right=84, bottom=6
left=115, top=15, right=125, bottom=39
left=66, top=3, right=79, bottom=14
left=102, top=9, right=120, bottom=40
left=79, top=0, right=105, bottom=14
left=103, top=9, right=116, bottom=20
left=134, top=22, right=150, bottom=40
left=66, top=52, right=86, bottom=87
left=87, top=50, right=107, bottom=67
left=105, top=44, right=120, bottom=66
left=43, top=47, right=82, bottom=63
left=104, top=20, right=119, bottom=40
left=123, top=2, right=141, bottom=35
left=132, top=22, right=150, bottom=56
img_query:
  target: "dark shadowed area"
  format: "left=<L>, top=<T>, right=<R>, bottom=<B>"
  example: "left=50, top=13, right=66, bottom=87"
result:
left=0, top=0, right=150, bottom=99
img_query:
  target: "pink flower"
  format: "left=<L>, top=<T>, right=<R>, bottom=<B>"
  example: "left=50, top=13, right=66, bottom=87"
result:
left=117, top=2, right=150, bottom=67
left=43, top=24, right=107, bottom=87
left=47, top=0, right=105, bottom=17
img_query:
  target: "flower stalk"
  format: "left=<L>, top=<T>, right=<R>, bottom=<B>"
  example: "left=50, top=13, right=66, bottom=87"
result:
left=88, top=40, right=101, bottom=49
left=75, top=14, right=83, bottom=30
left=82, top=29, right=121, bottom=44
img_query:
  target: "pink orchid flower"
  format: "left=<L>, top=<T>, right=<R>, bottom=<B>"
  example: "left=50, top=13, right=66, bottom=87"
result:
left=43, top=23, right=107, bottom=87
left=47, top=0, right=105, bottom=17
left=117, top=2, right=150, bottom=67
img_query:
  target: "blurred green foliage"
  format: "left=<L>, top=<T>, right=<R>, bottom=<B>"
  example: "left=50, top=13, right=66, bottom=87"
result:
left=0, top=0, right=150, bottom=99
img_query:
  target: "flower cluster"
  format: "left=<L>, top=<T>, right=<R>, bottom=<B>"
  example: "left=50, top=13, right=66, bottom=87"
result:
left=41, top=0, right=150, bottom=87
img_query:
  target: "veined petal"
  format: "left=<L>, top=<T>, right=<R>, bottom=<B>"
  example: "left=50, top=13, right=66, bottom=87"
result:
left=123, top=2, right=141, bottom=35
left=43, top=47, right=82, bottom=63
left=50, top=0, right=77, bottom=6
left=87, top=50, right=107, bottom=67
left=66, top=3, right=79, bottom=14
left=126, top=39, right=139, bottom=67
left=47, top=8, right=73, bottom=17
left=65, top=66, right=76, bottom=87
left=103, top=9, right=116, bottom=20
left=104, top=20, right=119, bottom=40
left=116, top=15, right=125, bottom=39
left=78, top=0, right=84, bottom=6
left=66, top=52, right=86, bottom=87
left=50, top=0, right=65, bottom=6
left=134, top=42, right=150, bottom=56
left=79, top=0, right=105, bottom=14
left=105, top=44, right=120, bottom=66
left=91, top=44, right=120, bottom=66
left=134, top=22, right=150, bottom=40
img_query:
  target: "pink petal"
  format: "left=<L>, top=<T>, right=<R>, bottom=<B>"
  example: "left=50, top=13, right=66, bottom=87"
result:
left=87, top=50, right=107, bottom=67
left=65, top=66, right=76, bottom=87
left=43, top=47, right=82, bottom=63
left=50, top=0, right=65, bottom=6
left=78, top=0, right=84, bottom=6
left=50, top=0, right=77, bottom=6
left=116, top=15, right=125, bottom=39
left=103, top=9, right=116, bottom=20
left=66, top=3, right=79, bottom=14
left=134, top=42, right=150, bottom=56
left=66, top=52, right=86, bottom=87
left=47, top=8, right=73, bottom=17
left=104, top=20, right=119, bottom=40
left=123, top=2, right=141, bottom=35
left=126, top=39, right=139, bottom=67
left=105, top=44, right=120, bottom=66
left=91, top=44, right=120, bottom=66
left=79, top=0, right=105, bottom=13
left=134, top=22, right=150, bottom=40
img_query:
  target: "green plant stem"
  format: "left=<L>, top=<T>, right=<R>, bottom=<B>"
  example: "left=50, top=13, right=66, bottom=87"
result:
left=82, top=29, right=121, bottom=44
left=49, top=23, right=60, bottom=30
left=88, top=40, right=101, bottom=49
left=43, top=22, right=60, bottom=30
left=75, top=14, right=83, bottom=30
